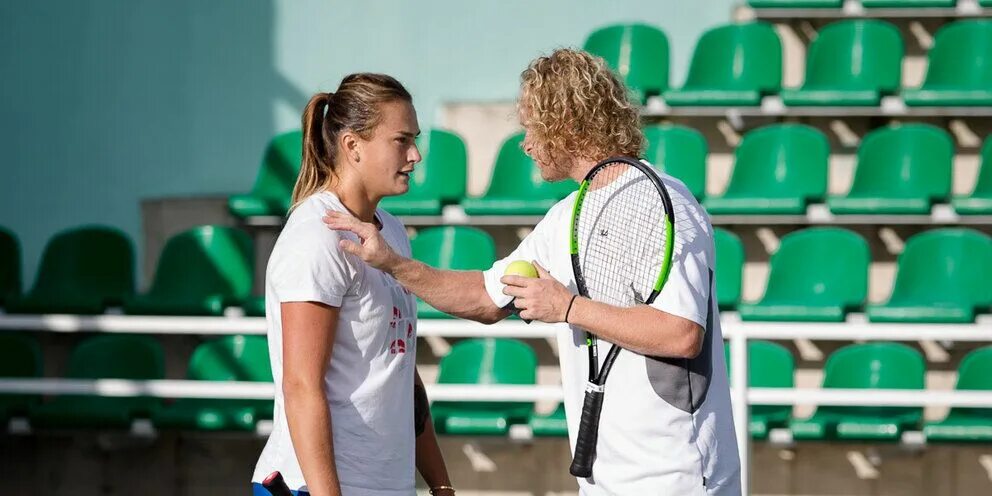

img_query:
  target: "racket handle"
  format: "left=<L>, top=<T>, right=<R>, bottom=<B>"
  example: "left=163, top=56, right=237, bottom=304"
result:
left=502, top=299, right=532, bottom=324
left=262, top=471, right=294, bottom=496
left=569, top=383, right=605, bottom=478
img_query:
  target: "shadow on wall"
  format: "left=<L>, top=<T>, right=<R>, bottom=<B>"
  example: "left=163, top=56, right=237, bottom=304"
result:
left=0, top=0, right=308, bottom=287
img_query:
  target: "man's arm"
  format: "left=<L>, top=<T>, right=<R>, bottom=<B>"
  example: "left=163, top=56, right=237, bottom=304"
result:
left=323, top=211, right=508, bottom=324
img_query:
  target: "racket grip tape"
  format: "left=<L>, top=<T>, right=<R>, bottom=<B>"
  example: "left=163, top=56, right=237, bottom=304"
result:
left=568, top=383, right=606, bottom=478
left=262, top=471, right=294, bottom=496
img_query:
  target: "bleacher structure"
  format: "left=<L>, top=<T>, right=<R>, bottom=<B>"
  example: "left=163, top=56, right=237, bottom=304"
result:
left=2, top=2, right=992, bottom=494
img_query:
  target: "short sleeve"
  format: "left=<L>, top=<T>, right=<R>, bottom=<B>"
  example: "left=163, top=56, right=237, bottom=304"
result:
left=269, top=221, right=359, bottom=307
left=482, top=209, right=560, bottom=309
left=649, top=224, right=713, bottom=329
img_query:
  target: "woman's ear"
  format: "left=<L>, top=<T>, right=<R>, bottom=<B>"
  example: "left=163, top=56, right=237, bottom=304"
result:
left=340, top=131, right=361, bottom=163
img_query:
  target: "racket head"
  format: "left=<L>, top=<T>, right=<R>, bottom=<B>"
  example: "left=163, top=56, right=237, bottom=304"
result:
left=569, top=157, right=675, bottom=308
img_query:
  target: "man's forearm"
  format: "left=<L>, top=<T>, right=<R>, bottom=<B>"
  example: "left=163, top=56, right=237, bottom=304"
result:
left=566, top=297, right=703, bottom=359
left=387, top=255, right=507, bottom=324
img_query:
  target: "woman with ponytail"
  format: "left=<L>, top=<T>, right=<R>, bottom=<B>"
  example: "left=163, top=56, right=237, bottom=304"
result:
left=252, top=74, right=453, bottom=496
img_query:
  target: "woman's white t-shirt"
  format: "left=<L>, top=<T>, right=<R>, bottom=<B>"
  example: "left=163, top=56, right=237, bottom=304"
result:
left=252, top=191, right=417, bottom=496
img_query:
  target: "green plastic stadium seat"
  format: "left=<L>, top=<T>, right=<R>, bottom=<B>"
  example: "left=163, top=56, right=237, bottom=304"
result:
left=714, top=228, right=744, bottom=310
left=952, top=137, right=992, bottom=215
left=0, top=227, right=19, bottom=307
left=739, top=228, right=869, bottom=322
left=704, top=124, right=828, bottom=214
left=790, top=343, right=924, bottom=441
left=461, top=133, right=576, bottom=216
left=431, top=338, right=536, bottom=436
left=529, top=404, right=568, bottom=437
left=868, top=229, right=992, bottom=323
left=6, top=226, right=134, bottom=314
left=747, top=0, right=843, bottom=6
left=726, top=340, right=795, bottom=439
left=0, top=334, right=42, bottom=424
left=862, top=0, right=956, bottom=7
left=243, top=296, right=265, bottom=317
left=781, top=20, right=903, bottom=107
left=925, top=347, right=992, bottom=442
left=583, top=24, right=669, bottom=102
left=663, top=22, right=781, bottom=107
left=903, top=20, right=992, bottom=106
left=153, top=335, right=273, bottom=431
left=410, top=226, right=496, bottom=319
left=829, top=124, right=953, bottom=214
left=124, top=226, right=253, bottom=316
left=30, top=335, right=164, bottom=429
left=229, top=131, right=303, bottom=219
left=982, top=0, right=992, bottom=6
left=643, top=125, right=708, bottom=200
left=380, top=129, right=468, bottom=216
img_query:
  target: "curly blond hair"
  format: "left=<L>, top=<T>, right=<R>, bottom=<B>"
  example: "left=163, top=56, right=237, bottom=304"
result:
left=519, top=48, right=644, bottom=165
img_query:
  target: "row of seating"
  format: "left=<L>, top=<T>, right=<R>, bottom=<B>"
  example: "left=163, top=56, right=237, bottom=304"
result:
left=2, top=224, right=989, bottom=323
left=229, top=124, right=992, bottom=219
left=749, top=0, right=991, bottom=8
left=586, top=20, right=992, bottom=106
left=0, top=334, right=272, bottom=431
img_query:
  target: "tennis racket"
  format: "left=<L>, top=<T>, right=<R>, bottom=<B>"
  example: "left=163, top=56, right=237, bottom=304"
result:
left=262, top=471, right=294, bottom=496
left=567, top=156, right=675, bottom=478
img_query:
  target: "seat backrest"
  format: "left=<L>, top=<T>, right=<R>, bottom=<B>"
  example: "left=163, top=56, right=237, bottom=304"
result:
left=970, top=136, right=992, bottom=196
left=482, top=132, right=576, bottom=200
left=643, top=124, right=708, bottom=200
left=762, top=227, right=869, bottom=308
left=681, top=22, right=781, bottom=93
left=714, top=228, right=744, bottom=309
left=420, top=129, right=468, bottom=203
left=747, top=340, right=795, bottom=388
left=437, top=338, right=536, bottom=413
left=802, top=20, right=903, bottom=92
left=187, top=335, right=272, bottom=382
left=67, top=334, right=164, bottom=380
left=724, top=124, right=829, bottom=200
left=146, top=226, right=253, bottom=303
left=584, top=24, right=669, bottom=100
left=250, top=130, right=303, bottom=206
left=30, top=226, right=134, bottom=306
left=410, top=226, right=496, bottom=271
left=848, top=124, right=953, bottom=201
left=0, top=334, right=42, bottom=379
left=921, top=20, right=992, bottom=89
left=821, top=342, right=925, bottom=417
left=951, top=346, right=992, bottom=416
left=0, top=227, right=19, bottom=304
left=888, top=228, right=992, bottom=307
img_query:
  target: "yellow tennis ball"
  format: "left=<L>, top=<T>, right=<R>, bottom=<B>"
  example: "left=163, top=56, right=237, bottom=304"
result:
left=504, top=260, right=539, bottom=278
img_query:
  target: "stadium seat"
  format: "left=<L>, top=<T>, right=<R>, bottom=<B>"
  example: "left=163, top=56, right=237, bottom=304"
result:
left=528, top=404, right=568, bottom=437
left=228, top=130, right=303, bottom=218
left=862, top=0, right=956, bottom=7
left=747, top=0, right=843, bottom=6
left=124, top=226, right=253, bottom=316
left=781, top=20, right=903, bottom=106
left=663, top=22, right=781, bottom=107
left=30, top=335, right=164, bottom=428
left=6, top=226, right=134, bottom=314
left=410, top=226, right=496, bottom=319
left=704, top=124, right=829, bottom=214
left=153, top=335, right=273, bottom=431
left=982, top=0, right=992, bottom=6
left=951, top=136, right=992, bottom=215
left=790, top=343, right=925, bottom=441
left=867, top=229, right=992, bottom=323
left=0, top=227, right=19, bottom=307
left=0, top=334, right=42, bottom=425
left=380, top=129, right=468, bottom=216
left=714, top=228, right=744, bottom=310
left=461, top=133, right=576, bottom=216
left=903, top=20, right=992, bottom=106
left=431, top=338, right=536, bottom=436
left=739, top=228, right=869, bottom=322
left=725, top=340, right=795, bottom=439
left=828, top=124, right=953, bottom=214
left=643, top=125, right=708, bottom=200
left=583, top=24, right=669, bottom=102
left=243, top=296, right=265, bottom=317
left=924, top=346, right=992, bottom=442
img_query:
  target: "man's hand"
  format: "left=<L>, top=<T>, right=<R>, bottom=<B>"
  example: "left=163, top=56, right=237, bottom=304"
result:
left=322, top=211, right=399, bottom=272
left=500, top=262, right=573, bottom=323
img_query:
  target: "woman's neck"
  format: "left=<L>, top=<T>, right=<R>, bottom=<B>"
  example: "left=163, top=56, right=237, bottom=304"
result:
left=328, top=173, right=379, bottom=224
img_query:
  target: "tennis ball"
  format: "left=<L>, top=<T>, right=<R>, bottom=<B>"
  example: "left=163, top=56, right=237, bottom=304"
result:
left=504, top=260, right=539, bottom=278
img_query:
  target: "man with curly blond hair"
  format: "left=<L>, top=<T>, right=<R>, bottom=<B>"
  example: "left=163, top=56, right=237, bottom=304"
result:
left=323, top=48, right=741, bottom=495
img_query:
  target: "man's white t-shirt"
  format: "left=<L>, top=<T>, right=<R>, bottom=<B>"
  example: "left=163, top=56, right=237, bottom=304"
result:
left=253, top=191, right=418, bottom=496
left=483, top=163, right=741, bottom=495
